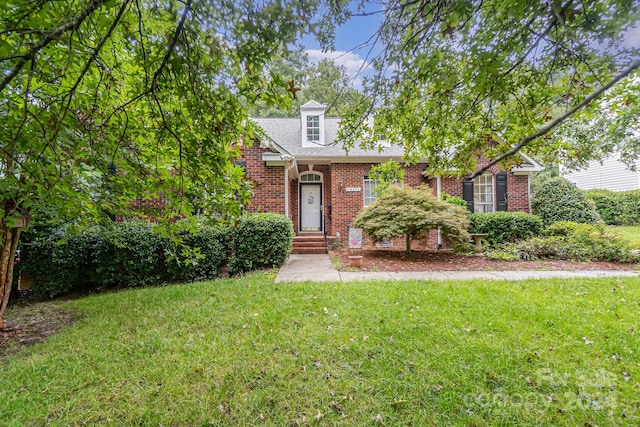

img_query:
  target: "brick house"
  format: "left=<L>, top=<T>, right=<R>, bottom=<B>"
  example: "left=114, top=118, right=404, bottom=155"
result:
left=242, top=101, right=543, bottom=252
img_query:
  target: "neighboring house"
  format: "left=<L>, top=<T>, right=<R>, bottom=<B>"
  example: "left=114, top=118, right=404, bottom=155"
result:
left=243, top=100, right=543, bottom=251
left=562, top=156, right=640, bottom=191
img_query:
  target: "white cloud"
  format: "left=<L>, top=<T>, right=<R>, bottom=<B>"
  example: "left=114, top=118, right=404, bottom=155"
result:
left=305, top=49, right=370, bottom=85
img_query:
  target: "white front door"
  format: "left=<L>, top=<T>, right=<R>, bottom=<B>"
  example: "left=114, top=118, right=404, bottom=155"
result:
left=300, top=184, right=322, bottom=231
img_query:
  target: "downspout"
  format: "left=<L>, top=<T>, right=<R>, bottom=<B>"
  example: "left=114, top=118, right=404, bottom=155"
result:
left=436, top=176, right=442, bottom=249
left=527, top=173, right=532, bottom=213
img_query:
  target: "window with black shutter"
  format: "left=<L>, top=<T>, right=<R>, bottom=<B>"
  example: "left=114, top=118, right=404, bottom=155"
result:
left=462, top=173, right=506, bottom=213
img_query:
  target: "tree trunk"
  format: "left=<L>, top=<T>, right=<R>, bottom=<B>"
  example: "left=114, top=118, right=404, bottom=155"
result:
left=0, top=224, right=20, bottom=330
left=405, top=234, right=411, bottom=254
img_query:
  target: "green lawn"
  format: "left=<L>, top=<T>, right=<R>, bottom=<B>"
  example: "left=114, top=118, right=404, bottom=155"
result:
left=607, top=225, right=640, bottom=249
left=2, top=273, right=639, bottom=426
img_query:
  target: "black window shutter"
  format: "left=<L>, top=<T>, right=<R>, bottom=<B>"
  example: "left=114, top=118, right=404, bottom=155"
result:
left=496, top=172, right=508, bottom=211
left=462, top=179, right=474, bottom=212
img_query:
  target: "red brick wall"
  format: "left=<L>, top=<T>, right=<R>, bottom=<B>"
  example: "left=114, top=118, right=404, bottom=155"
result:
left=404, top=164, right=429, bottom=187
left=239, top=148, right=532, bottom=250
left=508, top=174, right=530, bottom=212
left=240, top=146, right=286, bottom=215
left=328, top=163, right=430, bottom=241
left=330, top=163, right=367, bottom=238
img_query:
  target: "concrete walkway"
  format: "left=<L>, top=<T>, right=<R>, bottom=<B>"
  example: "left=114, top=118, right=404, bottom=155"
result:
left=275, top=254, right=640, bottom=283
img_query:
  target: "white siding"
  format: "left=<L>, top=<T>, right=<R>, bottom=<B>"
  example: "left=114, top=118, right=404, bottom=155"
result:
left=562, top=156, right=640, bottom=191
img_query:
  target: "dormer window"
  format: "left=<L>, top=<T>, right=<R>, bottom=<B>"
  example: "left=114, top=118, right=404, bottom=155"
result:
left=300, top=100, right=326, bottom=147
left=307, top=115, right=320, bottom=142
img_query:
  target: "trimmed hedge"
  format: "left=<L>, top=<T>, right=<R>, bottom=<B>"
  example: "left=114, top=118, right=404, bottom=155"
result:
left=168, top=225, right=232, bottom=282
left=468, top=212, right=543, bottom=246
left=20, top=221, right=233, bottom=298
left=94, top=222, right=169, bottom=288
left=19, top=214, right=293, bottom=299
left=531, top=177, right=600, bottom=226
left=585, top=189, right=640, bottom=225
left=230, top=213, right=294, bottom=274
left=19, top=225, right=100, bottom=298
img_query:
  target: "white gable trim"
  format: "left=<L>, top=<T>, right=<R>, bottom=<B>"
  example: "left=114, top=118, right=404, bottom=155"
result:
left=300, top=100, right=326, bottom=109
left=512, top=152, right=544, bottom=174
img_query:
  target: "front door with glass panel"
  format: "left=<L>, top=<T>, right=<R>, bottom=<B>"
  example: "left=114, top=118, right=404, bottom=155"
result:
left=300, top=184, right=322, bottom=231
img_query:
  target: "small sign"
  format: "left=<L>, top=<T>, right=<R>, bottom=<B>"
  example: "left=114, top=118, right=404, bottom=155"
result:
left=375, top=240, right=392, bottom=248
left=346, top=187, right=361, bottom=192
left=349, top=227, right=363, bottom=249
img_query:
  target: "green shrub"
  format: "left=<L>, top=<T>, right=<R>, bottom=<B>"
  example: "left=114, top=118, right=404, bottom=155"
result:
left=505, top=221, right=634, bottom=262
left=168, top=224, right=232, bottom=282
left=529, top=167, right=560, bottom=195
left=485, top=248, right=519, bottom=261
left=355, top=186, right=470, bottom=253
left=468, top=212, right=543, bottom=246
left=441, top=193, right=467, bottom=208
left=585, top=189, right=640, bottom=225
left=531, top=177, right=599, bottom=226
left=94, top=222, right=170, bottom=288
left=230, top=213, right=294, bottom=274
left=452, top=241, right=476, bottom=255
left=20, top=215, right=297, bottom=297
left=19, top=225, right=100, bottom=298
left=544, top=220, right=603, bottom=237
left=619, top=191, right=640, bottom=225
left=509, top=237, right=568, bottom=260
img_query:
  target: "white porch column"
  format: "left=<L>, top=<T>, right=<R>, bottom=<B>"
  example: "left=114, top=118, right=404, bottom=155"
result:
left=284, top=167, right=289, bottom=218
left=284, top=159, right=296, bottom=219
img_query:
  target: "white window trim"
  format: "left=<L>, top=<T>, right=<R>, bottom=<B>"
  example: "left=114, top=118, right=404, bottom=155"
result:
left=306, top=115, right=320, bottom=142
left=300, top=109, right=325, bottom=147
left=363, top=177, right=402, bottom=207
left=474, top=173, right=494, bottom=213
left=299, top=171, right=323, bottom=183
left=363, top=177, right=380, bottom=207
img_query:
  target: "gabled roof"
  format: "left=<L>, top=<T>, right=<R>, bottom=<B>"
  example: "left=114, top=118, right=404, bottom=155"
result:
left=253, top=103, right=544, bottom=174
left=253, top=117, right=405, bottom=162
left=511, top=153, right=544, bottom=174
left=299, top=100, right=326, bottom=109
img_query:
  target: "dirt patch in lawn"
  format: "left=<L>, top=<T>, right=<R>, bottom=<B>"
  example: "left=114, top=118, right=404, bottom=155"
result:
left=0, top=300, right=79, bottom=359
left=333, top=249, right=640, bottom=272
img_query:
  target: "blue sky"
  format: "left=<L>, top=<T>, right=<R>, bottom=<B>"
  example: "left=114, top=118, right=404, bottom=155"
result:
left=302, top=3, right=384, bottom=87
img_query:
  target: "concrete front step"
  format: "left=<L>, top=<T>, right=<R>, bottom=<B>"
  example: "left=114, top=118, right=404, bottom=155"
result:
left=293, top=241, right=326, bottom=248
left=292, top=235, right=328, bottom=254
left=291, top=246, right=327, bottom=254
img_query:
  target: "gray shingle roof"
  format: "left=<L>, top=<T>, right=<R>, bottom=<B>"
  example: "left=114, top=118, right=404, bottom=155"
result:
left=253, top=117, right=405, bottom=159
left=252, top=117, right=543, bottom=173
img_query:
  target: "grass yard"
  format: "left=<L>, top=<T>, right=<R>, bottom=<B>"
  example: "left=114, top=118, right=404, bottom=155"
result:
left=1, top=273, right=639, bottom=426
left=608, top=225, right=640, bottom=249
